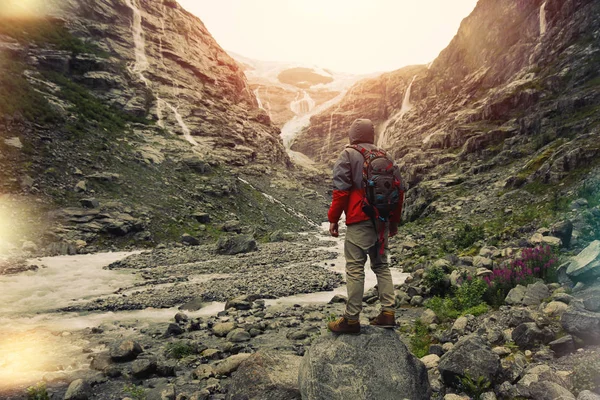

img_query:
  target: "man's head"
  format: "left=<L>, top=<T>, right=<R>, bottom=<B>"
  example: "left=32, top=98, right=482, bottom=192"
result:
left=349, top=119, right=375, bottom=145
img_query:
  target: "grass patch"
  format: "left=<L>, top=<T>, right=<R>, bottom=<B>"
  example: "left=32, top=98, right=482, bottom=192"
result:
left=164, top=342, right=196, bottom=359
left=0, top=16, right=107, bottom=56
left=26, top=383, right=50, bottom=400
left=409, top=320, right=432, bottom=358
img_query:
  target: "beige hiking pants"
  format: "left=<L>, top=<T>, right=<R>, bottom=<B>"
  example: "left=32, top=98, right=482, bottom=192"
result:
left=343, top=220, right=395, bottom=320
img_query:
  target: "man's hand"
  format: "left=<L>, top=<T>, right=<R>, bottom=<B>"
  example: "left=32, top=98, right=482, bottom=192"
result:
left=389, top=222, right=399, bottom=238
left=329, top=222, right=339, bottom=237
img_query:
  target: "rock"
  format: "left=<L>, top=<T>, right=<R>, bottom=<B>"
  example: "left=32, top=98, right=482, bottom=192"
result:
left=527, top=381, right=575, bottom=400
left=225, top=295, right=254, bottom=311
left=131, top=358, right=157, bottom=379
left=181, top=234, right=200, bottom=246
left=269, top=230, right=286, bottom=242
left=213, top=322, right=237, bottom=337
left=420, top=354, right=441, bottom=369
left=193, top=365, right=215, bottom=380
left=214, top=353, right=252, bottom=376
left=22, top=241, right=38, bottom=252
left=165, top=323, right=184, bottom=337
left=193, top=212, right=211, bottom=223
left=221, top=220, right=242, bottom=233
left=201, top=349, right=222, bottom=360
left=473, top=256, right=493, bottom=269
left=80, top=198, right=99, bottom=208
left=492, top=346, right=511, bottom=357
left=216, top=234, right=257, bottom=255
left=75, top=181, right=87, bottom=193
left=299, top=326, right=431, bottom=400
left=522, top=281, right=550, bottom=306
left=110, top=340, right=142, bottom=362
left=544, top=301, right=569, bottom=317
left=512, top=322, right=554, bottom=349
left=578, top=391, right=600, bottom=400
left=421, top=309, right=439, bottom=325
left=227, top=350, right=302, bottom=400
left=567, top=241, right=600, bottom=282
left=551, top=220, right=574, bottom=248
left=444, top=395, right=469, bottom=400
left=86, top=172, right=120, bottom=182
left=480, top=393, right=497, bottom=400
left=429, top=344, right=444, bottom=357
left=580, top=286, right=600, bottom=312
left=174, top=312, right=188, bottom=323
left=410, top=295, right=425, bottom=306
left=328, top=294, right=347, bottom=304
left=226, top=328, right=251, bottom=343
left=64, top=379, right=90, bottom=400
left=548, top=335, right=575, bottom=357
left=553, top=292, right=574, bottom=304
left=438, top=335, right=501, bottom=387
left=561, top=305, right=600, bottom=344
left=505, top=285, right=527, bottom=305
left=451, top=315, right=473, bottom=335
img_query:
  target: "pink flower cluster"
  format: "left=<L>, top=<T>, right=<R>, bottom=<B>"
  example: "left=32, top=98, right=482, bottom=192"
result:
left=483, top=245, right=558, bottom=287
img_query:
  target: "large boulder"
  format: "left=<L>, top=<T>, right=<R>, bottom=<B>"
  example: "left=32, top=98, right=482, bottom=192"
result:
left=227, top=350, right=302, bottom=400
left=561, top=304, right=600, bottom=344
left=298, top=326, right=431, bottom=400
left=567, top=241, right=600, bottom=282
left=512, top=322, right=554, bottom=350
left=438, top=335, right=501, bottom=387
left=216, top=234, right=257, bottom=255
left=522, top=282, right=550, bottom=306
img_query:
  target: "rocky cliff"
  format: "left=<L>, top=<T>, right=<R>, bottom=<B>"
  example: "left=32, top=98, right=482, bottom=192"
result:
left=0, top=0, right=328, bottom=255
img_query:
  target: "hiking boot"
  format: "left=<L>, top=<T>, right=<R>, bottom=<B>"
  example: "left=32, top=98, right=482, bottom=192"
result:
left=370, top=311, right=396, bottom=328
left=328, top=316, right=360, bottom=334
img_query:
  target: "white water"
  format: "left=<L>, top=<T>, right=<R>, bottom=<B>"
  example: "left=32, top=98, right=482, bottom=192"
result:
left=290, top=90, right=316, bottom=115
left=124, top=0, right=197, bottom=146
left=254, top=88, right=265, bottom=110
left=280, top=89, right=348, bottom=149
left=377, top=75, right=417, bottom=149
left=540, top=2, right=548, bottom=36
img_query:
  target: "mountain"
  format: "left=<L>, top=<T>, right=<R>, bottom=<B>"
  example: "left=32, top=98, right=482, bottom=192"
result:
left=0, top=0, right=328, bottom=255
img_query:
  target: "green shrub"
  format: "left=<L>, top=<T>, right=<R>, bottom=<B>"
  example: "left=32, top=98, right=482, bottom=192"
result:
left=164, top=342, right=196, bottom=359
left=455, top=277, right=488, bottom=310
left=457, top=374, right=492, bottom=400
left=26, top=383, right=50, bottom=400
left=454, top=224, right=485, bottom=249
left=123, top=384, right=146, bottom=400
left=423, top=265, right=450, bottom=297
left=426, top=278, right=488, bottom=322
left=409, top=320, right=432, bottom=358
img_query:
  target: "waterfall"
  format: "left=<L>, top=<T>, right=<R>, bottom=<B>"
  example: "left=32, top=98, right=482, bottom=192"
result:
left=540, top=2, right=548, bottom=36
left=123, top=0, right=197, bottom=146
left=377, top=75, right=417, bottom=149
left=254, top=88, right=265, bottom=110
left=290, top=91, right=316, bottom=115
left=280, top=90, right=347, bottom=149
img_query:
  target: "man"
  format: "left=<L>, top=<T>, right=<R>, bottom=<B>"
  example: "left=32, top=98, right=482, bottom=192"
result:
left=327, top=118, right=405, bottom=334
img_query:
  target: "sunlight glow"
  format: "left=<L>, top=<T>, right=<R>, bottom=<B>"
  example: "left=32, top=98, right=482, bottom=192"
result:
left=0, top=0, right=46, bottom=18
left=0, top=332, right=54, bottom=390
left=178, top=0, right=479, bottom=74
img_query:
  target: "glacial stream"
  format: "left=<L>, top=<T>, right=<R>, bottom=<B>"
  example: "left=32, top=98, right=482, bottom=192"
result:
left=0, top=223, right=407, bottom=390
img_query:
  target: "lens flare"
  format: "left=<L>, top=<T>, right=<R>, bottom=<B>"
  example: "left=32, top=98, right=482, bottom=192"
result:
left=0, top=0, right=46, bottom=18
left=0, top=331, right=54, bottom=390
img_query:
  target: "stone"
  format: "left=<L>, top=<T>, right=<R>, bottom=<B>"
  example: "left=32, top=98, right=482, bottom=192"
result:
left=131, top=358, right=157, bottom=379
left=226, top=328, right=251, bottom=343
left=544, top=301, right=569, bottom=317
left=420, top=354, right=440, bottom=369
left=512, top=323, right=554, bottom=349
left=181, top=234, right=200, bottom=246
left=213, top=322, right=237, bottom=337
left=213, top=353, right=252, bottom=376
left=473, top=256, right=493, bottom=269
left=480, top=393, right=497, bottom=400
left=299, top=326, right=431, bottom=400
left=551, top=220, right=574, bottom=248
left=580, top=286, right=600, bottom=312
left=522, top=281, right=550, bottom=306
left=216, top=234, right=257, bottom=255
left=193, top=365, right=214, bottom=380
left=444, top=395, right=469, bottom=400
left=421, top=309, right=439, bottom=325
left=269, top=230, right=286, bottom=242
left=110, top=340, right=142, bottom=362
left=505, top=285, right=527, bottom=305
left=492, top=346, right=511, bottom=357
left=201, top=349, right=222, bottom=360
left=527, top=381, right=575, bottom=400
left=567, top=241, right=600, bottom=282
left=221, top=220, right=242, bottom=233
left=561, top=305, right=600, bottom=344
left=174, top=312, right=188, bottom=323
left=228, top=350, right=302, bottom=400
left=548, top=335, right=575, bottom=357
left=410, top=295, right=425, bottom=306
left=225, top=295, right=254, bottom=310
left=438, top=335, right=501, bottom=387
left=452, top=316, right=469, bottom=335
left=578, top=391, right=600, bottom=400
left=22, top=241, right=38, bottom=252
left=553, top=292, right=574, bottom=304
left=75, top=180, right=87, bottom=193
left=193, top=212, right=211, bottom=223
left=165, top=323, right=184, bottom=336
left=429, top=344, right=444, bottom=357
left=329, top=294, right=347, bottom=304
left=80, top=198, right=99, bottom=208
left=64, top=379, right=90, bottom=400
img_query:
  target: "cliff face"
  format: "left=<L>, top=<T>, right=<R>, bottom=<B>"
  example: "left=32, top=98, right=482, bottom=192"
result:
left=294, top=0, right=600, bottom=223
left=0, top=0, right=328, bottom=254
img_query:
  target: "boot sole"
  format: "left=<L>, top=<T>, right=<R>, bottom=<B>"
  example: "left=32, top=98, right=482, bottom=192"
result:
left=370, top=324, right=396, bottom=329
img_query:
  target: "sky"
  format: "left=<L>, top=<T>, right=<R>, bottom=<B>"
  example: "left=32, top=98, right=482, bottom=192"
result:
left=178, top=0, right=479, bottom=75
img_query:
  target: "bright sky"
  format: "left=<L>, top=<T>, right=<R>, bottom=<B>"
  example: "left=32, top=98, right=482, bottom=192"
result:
left=178, top=0, right=478, bottom=74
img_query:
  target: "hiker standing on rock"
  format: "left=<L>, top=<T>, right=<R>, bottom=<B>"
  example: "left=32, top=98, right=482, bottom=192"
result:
left=327, top=119, right=405, bottom=334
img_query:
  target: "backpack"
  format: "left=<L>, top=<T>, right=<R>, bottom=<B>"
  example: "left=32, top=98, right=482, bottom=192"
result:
left=349, top=144, right=401, bottom=222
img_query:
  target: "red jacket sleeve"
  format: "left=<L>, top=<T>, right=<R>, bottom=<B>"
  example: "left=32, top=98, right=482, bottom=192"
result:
left=328, top=190, right=350, bottom=223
